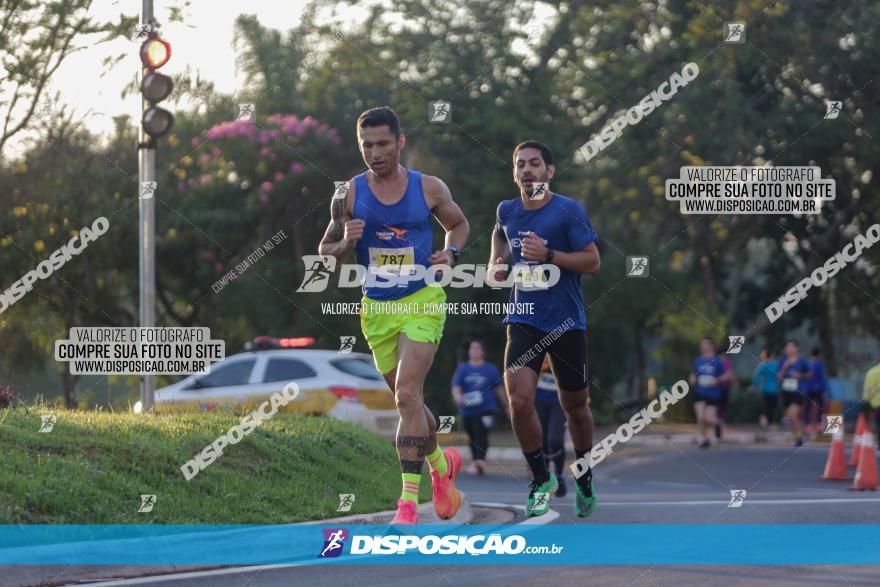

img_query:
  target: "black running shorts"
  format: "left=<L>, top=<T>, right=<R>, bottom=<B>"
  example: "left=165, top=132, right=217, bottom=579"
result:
left=504, top=323, right=588, bottom=391
left=783, top=392, right=805, bottom=407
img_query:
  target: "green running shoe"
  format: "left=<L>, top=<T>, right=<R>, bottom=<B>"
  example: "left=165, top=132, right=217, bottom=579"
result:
left=525, top=474, right=558, bottom=517
left=574, top=479, right=597, bottom=517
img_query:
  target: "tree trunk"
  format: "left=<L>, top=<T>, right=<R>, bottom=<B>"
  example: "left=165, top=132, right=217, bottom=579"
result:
left=59, top=368, right=78, bottom=409
left=818, top=288, right=838, bottom=376
left=692, top=223, right=717, bottom=306
left=630, top=319, right=646, bottom=400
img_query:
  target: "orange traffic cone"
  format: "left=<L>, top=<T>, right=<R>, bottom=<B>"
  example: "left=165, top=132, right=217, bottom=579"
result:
left=821, top=428, right=848, bottom=480
left=851, top=432, right=878, bottom=491
left=848, top=413, right=866, bottom=468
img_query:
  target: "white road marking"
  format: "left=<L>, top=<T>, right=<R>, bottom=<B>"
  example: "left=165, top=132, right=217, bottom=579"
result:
left=518, top=508, right=560, bottom=524
left=598, top=498, right=880, bottom=506
left=70, top=565, right=297, bottom=585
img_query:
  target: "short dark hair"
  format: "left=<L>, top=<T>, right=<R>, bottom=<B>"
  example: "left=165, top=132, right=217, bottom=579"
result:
left=513, top=140, right=554, bottom=167
left=357, top=106, right=401, bottom=138
left=811, top=347, right=821, bottom=357
left=786, top=339, right=799, bottom=347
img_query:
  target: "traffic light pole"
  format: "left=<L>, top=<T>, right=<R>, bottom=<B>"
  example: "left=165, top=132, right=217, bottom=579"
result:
left=138, top=0, right=155, bottom=413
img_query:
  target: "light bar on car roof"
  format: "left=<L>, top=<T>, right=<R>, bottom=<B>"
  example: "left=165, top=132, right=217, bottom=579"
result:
left=252, top=336, right=315, bottom=350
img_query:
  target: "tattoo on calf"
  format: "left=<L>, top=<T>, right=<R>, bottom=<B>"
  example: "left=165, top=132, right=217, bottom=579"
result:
left=400, top=459, right=424, bottom=474
left=397, top=435, right=429, bottom=457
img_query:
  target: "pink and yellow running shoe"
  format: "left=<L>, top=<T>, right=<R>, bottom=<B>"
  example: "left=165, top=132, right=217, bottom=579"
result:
left=390, top=499, right=418, bottom=525
left=431, top=447, right=462, bottom=519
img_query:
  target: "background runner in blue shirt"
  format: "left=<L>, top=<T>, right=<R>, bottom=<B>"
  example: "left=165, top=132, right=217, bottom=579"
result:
left=776, top=340, right=812, bottom=447
left=450, top=340, right=506, bottom=475
left=806, top=347, right=828, bottom=436
left=689, top=338, right=730, bottom=448
left=751, top=347, right=780, bottom=435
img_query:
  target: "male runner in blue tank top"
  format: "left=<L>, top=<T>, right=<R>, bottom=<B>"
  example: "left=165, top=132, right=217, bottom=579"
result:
left=318, top=107, right=470, bottom=525
left=489, top=140, right=601, bottom=518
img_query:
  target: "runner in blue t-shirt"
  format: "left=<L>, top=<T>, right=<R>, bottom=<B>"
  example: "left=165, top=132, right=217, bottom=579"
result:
left=488, top=140, right=601, bottom=518
left=751, top=347, right=780, bottom=436
left=689, top=338, right=730, bottom=448
left=805, top=348, right=828, bottom=436
left=776, top=340, right=812, bottom=447
left=450, top=340, right=506, bottom=475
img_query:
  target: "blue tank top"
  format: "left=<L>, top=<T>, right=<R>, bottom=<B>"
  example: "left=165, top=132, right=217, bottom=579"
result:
left=354, top=168, right=433, bottom=301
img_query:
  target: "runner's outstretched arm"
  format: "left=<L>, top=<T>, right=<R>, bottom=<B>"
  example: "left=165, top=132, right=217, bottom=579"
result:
left=318, top=179, right=359, bottom=262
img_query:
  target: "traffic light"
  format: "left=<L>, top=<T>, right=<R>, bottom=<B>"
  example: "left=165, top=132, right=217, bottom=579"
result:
left=140, top=34, right=174, bottom=139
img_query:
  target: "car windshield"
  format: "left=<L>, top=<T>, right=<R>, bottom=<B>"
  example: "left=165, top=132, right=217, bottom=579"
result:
left=330, top=357, right=383, bottom=381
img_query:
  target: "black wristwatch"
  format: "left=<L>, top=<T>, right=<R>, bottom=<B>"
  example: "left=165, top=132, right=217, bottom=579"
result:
left=446, top=246, right=461, bottom=264
left=545, top=248, right=555, bottom=263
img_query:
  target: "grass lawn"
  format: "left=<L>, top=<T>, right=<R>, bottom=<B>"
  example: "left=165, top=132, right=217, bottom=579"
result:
left=0, top=405, right=434, bottom=523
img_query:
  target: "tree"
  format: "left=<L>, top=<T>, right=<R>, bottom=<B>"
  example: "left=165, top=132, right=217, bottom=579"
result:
left=0, top=113, right=138, bottom=407
left=0, top=0, right=137, bottom=157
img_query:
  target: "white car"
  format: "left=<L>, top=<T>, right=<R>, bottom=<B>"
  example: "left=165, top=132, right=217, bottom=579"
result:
left=147, top=347, right=399, bottom=438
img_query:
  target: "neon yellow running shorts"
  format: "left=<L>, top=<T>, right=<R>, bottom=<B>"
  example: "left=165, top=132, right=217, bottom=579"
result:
left=360, top=285, right=447, bottom=374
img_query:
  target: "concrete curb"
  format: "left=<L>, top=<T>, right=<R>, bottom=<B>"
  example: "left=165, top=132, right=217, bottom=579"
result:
left=298, top=490, right=474, bottom=526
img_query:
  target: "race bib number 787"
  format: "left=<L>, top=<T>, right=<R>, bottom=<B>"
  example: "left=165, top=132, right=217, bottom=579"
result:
left=368, top=247, right=414, bottom=269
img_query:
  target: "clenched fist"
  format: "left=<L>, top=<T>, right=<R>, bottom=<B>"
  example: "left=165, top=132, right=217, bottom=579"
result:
left=344, top=219, right=365, bottom=242
left=521, top=232, right=548, bottom=261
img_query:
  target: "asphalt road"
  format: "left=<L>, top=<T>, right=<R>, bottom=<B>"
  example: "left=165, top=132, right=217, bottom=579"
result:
left=70, top=444, right=880, bottom=587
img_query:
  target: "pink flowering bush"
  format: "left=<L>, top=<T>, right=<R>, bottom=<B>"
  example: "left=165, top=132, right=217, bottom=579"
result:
left=186, top=113, right=340, bottom=206
left=170, top=113, right=344, bottom=276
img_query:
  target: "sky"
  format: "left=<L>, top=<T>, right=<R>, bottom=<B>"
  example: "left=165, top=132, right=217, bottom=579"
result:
left=6, top=0, right=548, bottom=157
left=14, top=0, right=315, bottom=153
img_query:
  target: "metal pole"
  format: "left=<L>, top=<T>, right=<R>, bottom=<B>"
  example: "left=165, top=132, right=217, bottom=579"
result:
left=139, top=0, right=155, bottom=413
